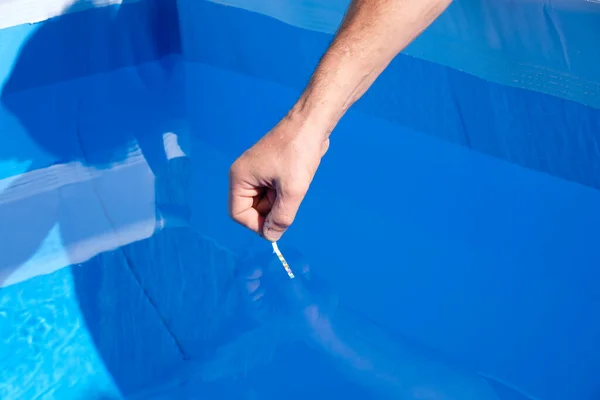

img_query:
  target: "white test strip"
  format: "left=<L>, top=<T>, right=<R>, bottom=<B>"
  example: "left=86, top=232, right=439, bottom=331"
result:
left=272, top=241, right=295, bottom=279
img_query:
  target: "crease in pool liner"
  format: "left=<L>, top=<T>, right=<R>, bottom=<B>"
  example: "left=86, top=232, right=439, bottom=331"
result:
left=70, top=98, right=189, bottom=361
left=479, top=372, right=540, bottom=400
left=129, top=303, right=530, bottom=400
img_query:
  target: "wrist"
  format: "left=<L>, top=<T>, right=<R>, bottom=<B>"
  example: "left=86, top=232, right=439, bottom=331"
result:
left=286, top=91, right=341, bottom=143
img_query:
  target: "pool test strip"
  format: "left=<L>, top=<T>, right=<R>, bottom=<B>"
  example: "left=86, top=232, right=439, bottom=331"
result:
left=272, top=242, right=295, bottom=279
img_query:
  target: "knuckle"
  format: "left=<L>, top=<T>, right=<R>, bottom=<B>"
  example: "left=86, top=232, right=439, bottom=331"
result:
left=229, top=162, right=242, bottom=179
left=273, top=213, right=294, bottom=228
left=284, top=180, right=309, bottom=198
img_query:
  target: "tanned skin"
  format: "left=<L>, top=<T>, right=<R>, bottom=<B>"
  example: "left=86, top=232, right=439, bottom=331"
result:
left=229, top=0, right=452, bottom=241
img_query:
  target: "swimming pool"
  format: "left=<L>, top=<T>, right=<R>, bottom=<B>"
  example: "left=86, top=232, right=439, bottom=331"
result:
left=1, top=0, right=599, bottom=399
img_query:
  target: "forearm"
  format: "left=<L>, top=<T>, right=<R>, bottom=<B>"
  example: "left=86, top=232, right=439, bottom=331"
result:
left=289, top=0, right=451, bottom=138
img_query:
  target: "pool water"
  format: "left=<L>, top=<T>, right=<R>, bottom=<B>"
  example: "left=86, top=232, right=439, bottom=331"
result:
left=1, top=1, right=600, bottom=399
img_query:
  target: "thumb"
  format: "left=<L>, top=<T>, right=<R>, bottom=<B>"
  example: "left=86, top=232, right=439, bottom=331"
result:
left=262, top=187, right=305, bottom=242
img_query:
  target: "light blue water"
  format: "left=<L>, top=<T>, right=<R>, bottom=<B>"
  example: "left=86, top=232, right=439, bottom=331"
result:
left=1, top=1, right=600, bottom=400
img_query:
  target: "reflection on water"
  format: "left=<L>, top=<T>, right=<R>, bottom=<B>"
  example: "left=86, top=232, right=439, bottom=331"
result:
left=185, top=246, right=505, bottom=400
left=0, top=53, right=187, bottom=289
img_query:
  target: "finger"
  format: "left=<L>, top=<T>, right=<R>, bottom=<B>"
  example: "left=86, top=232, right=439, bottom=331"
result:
left=229, top=186, right=265, bottom=234
left=229, top=165, right=265, bottom=234
left=230, top=201, right=265, bottom=234
left=253, top=188, right=275, bottom=216
left=262, top=185, right=306, bottom=242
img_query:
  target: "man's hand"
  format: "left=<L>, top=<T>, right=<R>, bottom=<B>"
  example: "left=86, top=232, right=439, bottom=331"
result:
left=229, top=114, right=329, bottom=241
left=228, top=0, right=451, bottom=240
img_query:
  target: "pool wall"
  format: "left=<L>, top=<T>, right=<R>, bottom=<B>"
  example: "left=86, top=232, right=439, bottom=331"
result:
left=1, top=1, right=599, bottom=399
left=182, top=0, right=600, bottom=191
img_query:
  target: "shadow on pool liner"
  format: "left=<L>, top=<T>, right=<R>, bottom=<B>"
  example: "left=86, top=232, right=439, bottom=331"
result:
left=0, top=0, right=182, bottom=288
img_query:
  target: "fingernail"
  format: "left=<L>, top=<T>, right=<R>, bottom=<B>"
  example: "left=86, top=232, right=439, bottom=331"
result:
left=263, top=222, right=275, bottom=241
left=264, top=229, right=274, bottom=242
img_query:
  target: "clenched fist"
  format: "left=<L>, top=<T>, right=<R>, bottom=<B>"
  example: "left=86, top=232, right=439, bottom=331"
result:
left=228, top=114, right=329, bottom=241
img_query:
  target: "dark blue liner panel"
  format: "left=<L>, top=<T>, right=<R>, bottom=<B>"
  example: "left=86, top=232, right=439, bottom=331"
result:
left=190, top=1, right=600, bottom=192
left=0, top=0, right=180, bottom=95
